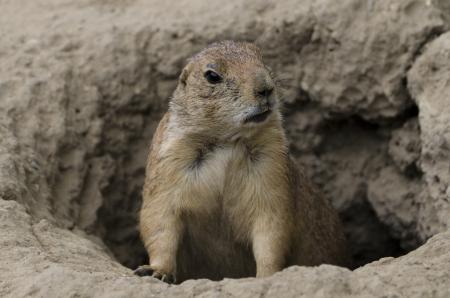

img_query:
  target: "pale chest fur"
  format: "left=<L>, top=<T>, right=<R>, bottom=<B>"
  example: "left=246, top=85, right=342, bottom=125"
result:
left=154, top=134, right=291, bottom=242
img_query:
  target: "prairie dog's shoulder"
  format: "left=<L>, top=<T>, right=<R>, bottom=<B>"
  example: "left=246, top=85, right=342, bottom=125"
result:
left=152, top=113, right=171, bottom=147
left=147, top=113, right=170, bottom=167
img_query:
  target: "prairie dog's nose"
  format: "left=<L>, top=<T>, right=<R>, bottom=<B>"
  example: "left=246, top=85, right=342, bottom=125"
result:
left=254, top=70, right=274, bottom=100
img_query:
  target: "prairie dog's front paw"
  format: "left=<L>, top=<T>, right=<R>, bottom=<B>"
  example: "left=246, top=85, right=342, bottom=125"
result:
left=134, top=265, right=176, bottom=284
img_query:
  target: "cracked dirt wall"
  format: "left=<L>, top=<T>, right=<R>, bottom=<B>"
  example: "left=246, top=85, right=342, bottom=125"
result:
left=1, top=0, right=450, bottom=297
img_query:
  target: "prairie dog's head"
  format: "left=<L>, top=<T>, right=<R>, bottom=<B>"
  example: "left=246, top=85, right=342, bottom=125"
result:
left=170, top=41, right=280, bottom=139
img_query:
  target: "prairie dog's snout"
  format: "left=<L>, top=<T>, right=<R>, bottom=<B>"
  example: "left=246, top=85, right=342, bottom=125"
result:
left=253, top=69, right=275, bottom=102
left=241, top=69, right=276, bottom=124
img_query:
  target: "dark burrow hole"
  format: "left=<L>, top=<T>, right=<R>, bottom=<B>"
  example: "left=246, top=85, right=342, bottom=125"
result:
left=92, top=100, right=415, bottom=275
left=341, top=194, right=406, bottom=268
left=312, top=112, right=418, bottom=268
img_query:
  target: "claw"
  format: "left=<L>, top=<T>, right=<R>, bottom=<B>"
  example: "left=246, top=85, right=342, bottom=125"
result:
left=151, top=271, right=162, bottom=279
left=134, top=265, right=154, bottom=277
left=134, top=265, right=175, bottom=284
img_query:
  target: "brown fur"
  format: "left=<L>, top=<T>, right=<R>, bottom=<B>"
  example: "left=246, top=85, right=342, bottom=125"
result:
left=135, top=41, right=350, bottom=283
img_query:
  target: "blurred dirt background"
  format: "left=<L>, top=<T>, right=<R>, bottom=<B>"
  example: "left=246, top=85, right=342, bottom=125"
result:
left=1, top=0, right=450, bottom=297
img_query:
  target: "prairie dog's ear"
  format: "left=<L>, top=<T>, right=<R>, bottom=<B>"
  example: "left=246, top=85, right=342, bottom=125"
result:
left=179, top=61, right=193, bottom=86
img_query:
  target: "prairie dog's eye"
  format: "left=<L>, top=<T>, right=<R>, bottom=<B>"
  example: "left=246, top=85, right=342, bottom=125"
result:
left=204, top=70, right=222, bottom=84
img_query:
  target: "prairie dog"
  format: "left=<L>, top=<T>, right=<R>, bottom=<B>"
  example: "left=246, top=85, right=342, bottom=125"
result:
left=135, top=41, right=350, bottom=283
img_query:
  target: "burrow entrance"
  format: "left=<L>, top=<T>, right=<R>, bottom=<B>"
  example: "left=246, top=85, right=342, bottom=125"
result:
left=86, top=100, right=417, bottom=271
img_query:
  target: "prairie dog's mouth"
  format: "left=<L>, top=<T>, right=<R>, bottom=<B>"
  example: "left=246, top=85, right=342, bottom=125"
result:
left=244, top=107, right=272, bottom=123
